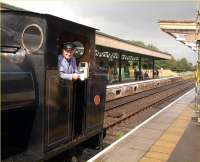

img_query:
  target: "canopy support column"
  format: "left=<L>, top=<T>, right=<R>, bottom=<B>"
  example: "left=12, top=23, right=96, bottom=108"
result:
left=153, top=59, right=155, bottom=79
left=119, top=53, right=122, bottom=82
left=139, top=57, right=141, bottom=80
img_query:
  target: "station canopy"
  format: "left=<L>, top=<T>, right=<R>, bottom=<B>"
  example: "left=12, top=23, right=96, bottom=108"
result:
left=96, top=32, right=172, bottom=60
left=159, top=20, right=199, bottom=53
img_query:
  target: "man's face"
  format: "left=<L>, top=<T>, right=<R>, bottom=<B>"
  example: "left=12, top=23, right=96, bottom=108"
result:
left=62, top=49, right=74, bottom=60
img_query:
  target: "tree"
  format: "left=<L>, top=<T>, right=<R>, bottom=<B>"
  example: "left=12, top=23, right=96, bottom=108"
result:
left=155, top=57, right=194, bottom=72
left=129, top=40, right=160, bottom=51
left=147, top=43, right=159, bottom=51
left=130, top=40, right=147, bottom=48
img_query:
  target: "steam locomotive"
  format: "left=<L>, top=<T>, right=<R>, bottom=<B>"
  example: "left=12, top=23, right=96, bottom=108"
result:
left=1, top=10, right=107, bottom=161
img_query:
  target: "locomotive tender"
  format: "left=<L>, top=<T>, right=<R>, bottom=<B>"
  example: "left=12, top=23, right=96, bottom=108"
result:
left=1, top=10, right=107, bottom=161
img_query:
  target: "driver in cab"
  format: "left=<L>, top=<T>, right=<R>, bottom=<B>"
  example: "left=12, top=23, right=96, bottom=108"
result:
left=58, top=42, right=80, bottom=80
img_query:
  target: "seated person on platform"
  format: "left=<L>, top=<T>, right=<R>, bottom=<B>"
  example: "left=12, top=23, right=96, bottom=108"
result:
left=58, top=42, right=79, bottom=80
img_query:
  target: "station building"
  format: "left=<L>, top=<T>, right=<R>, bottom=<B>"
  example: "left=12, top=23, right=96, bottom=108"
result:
left=95, top=32, right=171, bottom=84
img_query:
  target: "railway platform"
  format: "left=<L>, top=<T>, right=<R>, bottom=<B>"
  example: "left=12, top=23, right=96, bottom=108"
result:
left=88, top=88, right=200, bottom=162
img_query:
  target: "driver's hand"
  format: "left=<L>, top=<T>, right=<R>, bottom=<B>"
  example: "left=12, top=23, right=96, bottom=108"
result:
left=72, top=73, right=80, bottom=80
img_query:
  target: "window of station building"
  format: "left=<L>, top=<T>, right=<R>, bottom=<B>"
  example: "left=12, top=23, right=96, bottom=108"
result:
left=121, top=54, right=139, bottom=81
left=95, top=50, right=120, bottom=84
left=141, top=57, right=154, bottom=80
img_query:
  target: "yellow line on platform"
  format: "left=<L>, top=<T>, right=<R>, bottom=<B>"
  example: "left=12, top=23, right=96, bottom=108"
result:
left=139, top=107, right=192, bottom=162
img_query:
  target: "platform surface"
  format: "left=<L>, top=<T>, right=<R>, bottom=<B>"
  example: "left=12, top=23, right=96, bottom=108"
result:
left=88, top=89, right=200, bottom=162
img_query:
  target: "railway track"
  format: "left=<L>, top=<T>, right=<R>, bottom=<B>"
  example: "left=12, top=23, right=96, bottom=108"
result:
left=103, top=79, right=194, bottom=144
left=105, top=79, right=193, bottom=111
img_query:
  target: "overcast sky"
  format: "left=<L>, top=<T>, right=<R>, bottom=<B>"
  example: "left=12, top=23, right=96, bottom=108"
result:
left=2, top=0, right=199, bottom=64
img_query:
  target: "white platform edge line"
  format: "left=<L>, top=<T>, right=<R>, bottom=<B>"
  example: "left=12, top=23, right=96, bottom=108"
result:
left=87, top=88, right=195, bottom=162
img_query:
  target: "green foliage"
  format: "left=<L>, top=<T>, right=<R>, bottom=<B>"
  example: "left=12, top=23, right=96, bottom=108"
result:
left=116, top=131, right=124, bottom=139
left=155, top=57, right=195, bottom=72
left=130, top=40, right=160, bottom=51
left=130, top=40, right=147, bottom=48
left=147, top=43, right=159, bottom=51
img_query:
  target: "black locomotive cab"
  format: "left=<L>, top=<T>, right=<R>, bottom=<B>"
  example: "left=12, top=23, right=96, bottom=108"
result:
left=1, top=10, right=107, bottom=161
